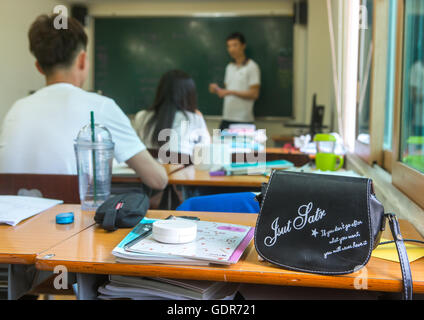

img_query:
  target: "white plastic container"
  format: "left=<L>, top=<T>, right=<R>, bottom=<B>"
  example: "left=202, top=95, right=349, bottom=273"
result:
left=152, top=220, right=197, bottom=244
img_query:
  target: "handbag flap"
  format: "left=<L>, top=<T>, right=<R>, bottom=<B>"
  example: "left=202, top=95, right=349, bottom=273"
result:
left=254, top=171, right=374, bottom=275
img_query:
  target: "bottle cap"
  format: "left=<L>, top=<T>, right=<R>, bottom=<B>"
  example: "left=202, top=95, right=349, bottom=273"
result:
left=56, top=212, right=74, bottom=224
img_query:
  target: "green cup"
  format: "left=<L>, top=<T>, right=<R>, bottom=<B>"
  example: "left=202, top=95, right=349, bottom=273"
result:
left=315, top=153, right=344, bottom=171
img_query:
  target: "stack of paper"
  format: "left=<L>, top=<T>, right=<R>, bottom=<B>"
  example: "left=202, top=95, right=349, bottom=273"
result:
left=0, top=196, right=63, bottom=226
left=223, top=159, right=294, bottom=176
left=98, top=275, right=239, bottom=300
left=219, top=127, right=267, bottom=153
left=283, top=165, right=363, bottom=178
left=112, top=218, right=254, bottom=266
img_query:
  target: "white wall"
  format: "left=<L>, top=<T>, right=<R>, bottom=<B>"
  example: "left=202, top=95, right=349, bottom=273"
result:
left=0, top=0, right=61, bottom=123
left=304, top=0, right=333, bottom=130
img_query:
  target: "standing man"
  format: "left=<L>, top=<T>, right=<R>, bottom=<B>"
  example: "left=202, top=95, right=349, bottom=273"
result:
left=209, top=32, right=261, bottom=130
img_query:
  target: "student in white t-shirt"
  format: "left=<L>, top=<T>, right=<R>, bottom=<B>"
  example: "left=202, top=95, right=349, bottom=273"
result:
left=209, top=32, right=261, bottom=130
left=134, top=70, right=210, bottom=158
left=0, top=14, right=168, bottom=190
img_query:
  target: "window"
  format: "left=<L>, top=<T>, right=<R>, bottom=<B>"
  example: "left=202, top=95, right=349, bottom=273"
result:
left=382, top=0, right=398, bottom=172
left=356, top=0, right=373, bottom=147
left=383, top=0, right=398, bottom=151
left=399, top=0, right=424, bottom=173
left=392, top=0, right=424, bottom=209
left=354, top=0, right=388, bottom=166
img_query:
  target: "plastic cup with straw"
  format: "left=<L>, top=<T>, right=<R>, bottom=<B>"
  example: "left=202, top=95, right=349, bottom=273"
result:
left=90, top=111, right=97, bottom=205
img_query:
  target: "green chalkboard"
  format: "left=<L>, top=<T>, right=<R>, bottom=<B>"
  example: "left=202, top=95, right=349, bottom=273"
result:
left=94, top=16, right=293, bottom=117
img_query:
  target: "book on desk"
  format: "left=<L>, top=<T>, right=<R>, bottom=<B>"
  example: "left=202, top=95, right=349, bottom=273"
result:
left=209, top=159, right=294, bottom=177
left=112, top=217, right=254, bottom=266
left=98, top=274, right=239, bottom=300
left=0, top=196, right=63, bottom=226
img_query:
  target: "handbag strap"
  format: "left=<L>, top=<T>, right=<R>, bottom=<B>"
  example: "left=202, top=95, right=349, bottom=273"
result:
left=385, top=213, right=413, bottom=300
left=102, top=208, right=117, bottom=231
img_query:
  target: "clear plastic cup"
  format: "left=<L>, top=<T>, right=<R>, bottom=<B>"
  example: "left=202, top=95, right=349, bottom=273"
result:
left=74, top=124, right=114, bottom=211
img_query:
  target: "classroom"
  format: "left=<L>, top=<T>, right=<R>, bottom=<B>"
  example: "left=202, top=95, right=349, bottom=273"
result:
left=0, top=0, right=423, bottom=306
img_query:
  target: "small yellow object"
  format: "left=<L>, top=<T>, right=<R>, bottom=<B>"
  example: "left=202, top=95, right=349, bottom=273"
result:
left=372, top=238, right=424, bottom=263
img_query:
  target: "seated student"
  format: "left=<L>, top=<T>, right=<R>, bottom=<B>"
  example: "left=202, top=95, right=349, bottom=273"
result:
left=0, top=14, right=167, bottom=190
left=134, top=70, right=210, bottom=160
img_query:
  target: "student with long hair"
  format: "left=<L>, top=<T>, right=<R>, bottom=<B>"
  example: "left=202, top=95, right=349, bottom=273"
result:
left=135, top=70, right=210, bottom=156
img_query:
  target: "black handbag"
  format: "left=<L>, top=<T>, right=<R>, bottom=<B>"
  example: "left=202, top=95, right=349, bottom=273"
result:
left=94, top=192, right=149, bottom=231
left=254, top=170, right=414, bottom=300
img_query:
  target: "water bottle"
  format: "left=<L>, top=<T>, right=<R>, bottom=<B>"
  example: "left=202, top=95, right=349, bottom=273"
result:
left=74, top=123, right=114, bottom=211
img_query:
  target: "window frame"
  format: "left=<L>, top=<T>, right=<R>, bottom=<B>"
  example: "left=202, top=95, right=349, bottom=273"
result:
left=392, top=0, right=424, bottom=209
left=354, top=0, right=387, bottom=166
left=381, top=0, right=399, bottom=173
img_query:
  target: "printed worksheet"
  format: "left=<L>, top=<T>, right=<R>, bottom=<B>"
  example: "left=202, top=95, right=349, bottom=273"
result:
left=0, top=196, right=63, bottom=226
left=126, top=220, right=254, bottom=264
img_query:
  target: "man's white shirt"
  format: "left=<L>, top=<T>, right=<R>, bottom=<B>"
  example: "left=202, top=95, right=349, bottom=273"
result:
left=0, top=83, right=145, bottom=174
left=223, top=59, right=261, bottom=122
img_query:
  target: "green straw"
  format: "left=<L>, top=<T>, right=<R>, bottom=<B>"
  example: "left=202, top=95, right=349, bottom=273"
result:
left=90, top=111, right=97, bottom=204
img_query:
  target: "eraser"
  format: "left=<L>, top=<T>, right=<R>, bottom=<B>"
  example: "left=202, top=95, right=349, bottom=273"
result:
left=209, top=170, right=226, bottom=176
left=56, top=212, right=74, bottom=224
left=152, top=220, right=197, bottom=244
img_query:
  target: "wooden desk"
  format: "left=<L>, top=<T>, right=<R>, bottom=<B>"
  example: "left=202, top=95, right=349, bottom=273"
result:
left=0, top=204, right=95, bottom=264
left=233, top=148, right=312, bottom=167
left=112, top=163, right=185, bottom=184
left=0, top=204, right=95, bottom=299
left=35, top=210, right=424, bottom=297
left=167, top=165, right=268, bottom=188
left=271, top=135, right=294, bottom=145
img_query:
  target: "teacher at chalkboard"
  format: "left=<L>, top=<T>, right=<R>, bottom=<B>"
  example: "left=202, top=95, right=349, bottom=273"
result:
left=209, top=32, right=261, bottom=130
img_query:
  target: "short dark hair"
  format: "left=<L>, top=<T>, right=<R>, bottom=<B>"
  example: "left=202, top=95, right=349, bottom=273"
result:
left=226, top=32, right=246, bottom=44
left=28, top=14, right=88, bottom=75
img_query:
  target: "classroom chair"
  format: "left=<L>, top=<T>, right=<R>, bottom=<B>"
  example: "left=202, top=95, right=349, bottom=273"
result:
left=176, top=192, right=260, bottom=214
left=0, top=174, right=79, bottom=203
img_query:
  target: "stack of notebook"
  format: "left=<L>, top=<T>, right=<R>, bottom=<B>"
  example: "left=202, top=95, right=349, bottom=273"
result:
left=222, top=159, right=294, bottom=176
left=112, top=217, right=255, bottom=266
left=98, top=275, right=239, bottom=300
left=220, top=127, right=267, bottom=153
